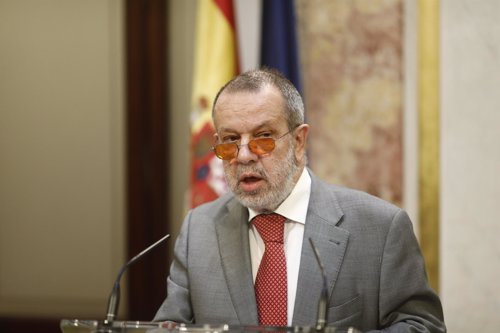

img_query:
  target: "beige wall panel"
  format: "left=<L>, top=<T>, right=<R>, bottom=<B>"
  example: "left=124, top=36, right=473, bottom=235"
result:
left=0, top=0, right=124, bottom=318
left=403, top=0, right=419, bottom=231
left=441, top=0, right=500, bottom=331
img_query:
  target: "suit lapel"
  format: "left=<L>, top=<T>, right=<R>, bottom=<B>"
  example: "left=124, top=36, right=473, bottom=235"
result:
left=292, top=173, right=350, bottom=326
left=215, top=198, right=258, bottom=325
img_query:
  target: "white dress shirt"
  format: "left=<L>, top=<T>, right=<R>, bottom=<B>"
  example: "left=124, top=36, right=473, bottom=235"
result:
left=248, top=167, right=312, bottom=326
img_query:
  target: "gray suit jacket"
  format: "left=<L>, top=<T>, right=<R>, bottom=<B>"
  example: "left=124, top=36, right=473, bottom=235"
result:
left=154, top=171, right=445, bottom=332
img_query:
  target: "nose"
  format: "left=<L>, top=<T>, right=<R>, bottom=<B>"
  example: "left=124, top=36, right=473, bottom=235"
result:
left=234, top=141, right=258, bottom=165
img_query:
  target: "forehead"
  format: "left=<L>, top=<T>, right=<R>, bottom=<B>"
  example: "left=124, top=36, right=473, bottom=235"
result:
left=214, top=85, right=287, bottom=132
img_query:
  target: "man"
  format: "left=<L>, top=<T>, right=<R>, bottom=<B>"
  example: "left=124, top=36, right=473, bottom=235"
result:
left=154, top=69, right=446, bottom=332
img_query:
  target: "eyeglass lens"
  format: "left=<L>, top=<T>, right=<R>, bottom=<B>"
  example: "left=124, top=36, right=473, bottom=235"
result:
left=214, top=137, right=276, bottom=160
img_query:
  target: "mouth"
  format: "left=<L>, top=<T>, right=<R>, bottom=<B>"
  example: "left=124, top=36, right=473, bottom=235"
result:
left=238, top=173, right=265, bottom=192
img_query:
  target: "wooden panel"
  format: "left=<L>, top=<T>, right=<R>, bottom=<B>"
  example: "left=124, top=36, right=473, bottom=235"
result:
left=0, top=317, right=60, bottom=333
left=125, top=0, right=170, bottom=321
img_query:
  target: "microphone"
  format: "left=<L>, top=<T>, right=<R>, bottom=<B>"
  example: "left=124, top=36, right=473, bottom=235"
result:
left=103, top=234, right=170, bottom=325
left=308, top=238, right=329, bottom=332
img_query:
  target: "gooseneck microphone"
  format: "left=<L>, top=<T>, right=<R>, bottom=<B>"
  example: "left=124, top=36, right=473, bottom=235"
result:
left=103, top=234, right=170, bottom=325
left=308, top=238, right=329, bottom=332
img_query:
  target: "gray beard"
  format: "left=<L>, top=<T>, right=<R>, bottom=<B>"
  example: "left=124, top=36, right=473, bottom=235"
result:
left=225, top=145, right=299, bottom=213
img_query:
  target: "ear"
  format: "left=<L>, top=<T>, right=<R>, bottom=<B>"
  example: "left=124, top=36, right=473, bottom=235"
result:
left=293, top=124, right=309, bottom=162
left=213, top=132, right=219, bottom=142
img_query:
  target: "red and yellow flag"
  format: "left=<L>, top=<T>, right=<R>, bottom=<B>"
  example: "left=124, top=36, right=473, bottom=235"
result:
left=190, top=0, right=239, bottom=208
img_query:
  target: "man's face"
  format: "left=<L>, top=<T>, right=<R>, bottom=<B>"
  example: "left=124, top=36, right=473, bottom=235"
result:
left=213, top=85, right=307, bottom=212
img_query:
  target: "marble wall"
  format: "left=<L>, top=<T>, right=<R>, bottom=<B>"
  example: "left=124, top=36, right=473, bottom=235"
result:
left=296, top=0, right=404, bottom=207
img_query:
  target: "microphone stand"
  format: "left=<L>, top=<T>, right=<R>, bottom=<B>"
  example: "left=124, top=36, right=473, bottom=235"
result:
left=103, top=234, right=170, bottom=326
left=308, top=238, right=329, bottom=333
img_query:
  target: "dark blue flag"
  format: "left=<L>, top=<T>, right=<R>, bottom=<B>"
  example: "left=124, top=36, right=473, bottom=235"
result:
left=260, top=0, right=302, bottom=94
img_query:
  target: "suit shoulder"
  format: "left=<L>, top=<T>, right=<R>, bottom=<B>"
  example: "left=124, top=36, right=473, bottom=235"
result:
left=322, top=183, right=414, bottom=239
left=313, top=176, right=403, bottom=222
left=334, top=184, right=399, bottom=211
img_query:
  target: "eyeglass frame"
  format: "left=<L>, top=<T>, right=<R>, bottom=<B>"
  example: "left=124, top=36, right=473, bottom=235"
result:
left=211, top=126, right=298, bottom=161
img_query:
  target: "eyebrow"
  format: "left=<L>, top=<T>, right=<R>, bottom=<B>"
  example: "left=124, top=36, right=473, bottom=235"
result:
left=218, top=122, right=273, bottom=134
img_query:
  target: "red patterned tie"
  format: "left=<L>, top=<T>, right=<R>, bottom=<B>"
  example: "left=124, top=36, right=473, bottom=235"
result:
left=253, top=213, right=287, bottom=327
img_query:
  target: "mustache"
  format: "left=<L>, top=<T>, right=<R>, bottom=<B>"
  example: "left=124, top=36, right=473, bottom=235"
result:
left=236, top=165, right=268, bottom=180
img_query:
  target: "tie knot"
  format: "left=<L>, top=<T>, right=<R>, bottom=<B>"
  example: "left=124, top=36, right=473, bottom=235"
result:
left=252, top=213, right=286, bottom=244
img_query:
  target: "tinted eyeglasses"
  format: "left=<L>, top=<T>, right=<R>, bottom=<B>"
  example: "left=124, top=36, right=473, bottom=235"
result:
left=212, top=129, right=295, bottom=160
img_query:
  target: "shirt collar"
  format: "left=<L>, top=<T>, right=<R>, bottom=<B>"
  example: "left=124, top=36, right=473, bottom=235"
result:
left=248, top=167, right=311, bottom=224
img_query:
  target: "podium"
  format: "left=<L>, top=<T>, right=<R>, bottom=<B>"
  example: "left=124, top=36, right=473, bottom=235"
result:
left=60, top=320, right=361, bottom=333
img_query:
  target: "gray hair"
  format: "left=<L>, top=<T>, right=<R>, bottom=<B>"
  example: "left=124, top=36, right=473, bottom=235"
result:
left=212, top=68, right=305, bottom=130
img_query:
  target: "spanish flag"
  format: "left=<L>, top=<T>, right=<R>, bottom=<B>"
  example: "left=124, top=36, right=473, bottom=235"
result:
left=190, top=0, right=239, bottom=208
